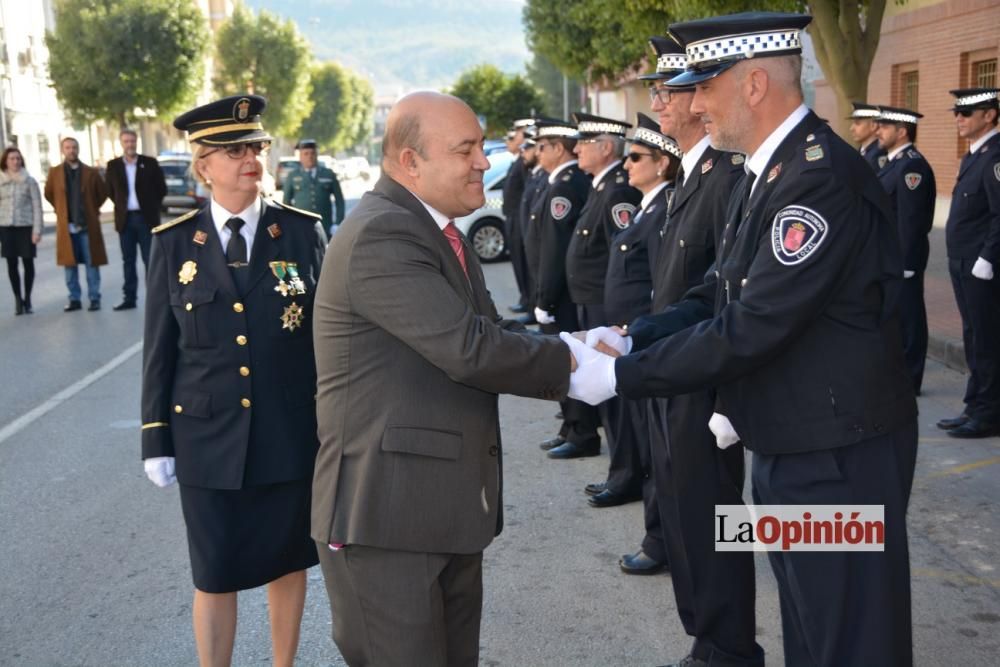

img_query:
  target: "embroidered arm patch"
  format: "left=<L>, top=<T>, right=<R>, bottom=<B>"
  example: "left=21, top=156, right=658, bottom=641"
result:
left=551, top=196, right=571, bottom=220
left=611, top=202, right=636, bottom=229
left=771, top=205, right=829, bottom=266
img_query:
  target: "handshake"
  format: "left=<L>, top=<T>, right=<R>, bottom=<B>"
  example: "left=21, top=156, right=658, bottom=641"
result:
left=561, top=326, right=631, bottom=406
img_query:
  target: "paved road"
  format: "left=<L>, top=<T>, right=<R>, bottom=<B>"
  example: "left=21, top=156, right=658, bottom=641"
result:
left=1, top=204, right=998, bottom=665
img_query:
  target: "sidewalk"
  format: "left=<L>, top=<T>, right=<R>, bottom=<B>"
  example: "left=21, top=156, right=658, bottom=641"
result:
left=925, top=226, right=967, bottom=374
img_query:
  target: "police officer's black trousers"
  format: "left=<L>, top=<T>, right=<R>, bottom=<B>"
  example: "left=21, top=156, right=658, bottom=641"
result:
left=949, top=258, right=1000, bottom=424
left=751, top=421, right=917, bottom=667
left=648, top=394, right=762, bottom=666
left=898, top=272, right=928, bottom=394
left=541, top=298, right=601, bottom=449
left=506, top=213, right=531, bottom=308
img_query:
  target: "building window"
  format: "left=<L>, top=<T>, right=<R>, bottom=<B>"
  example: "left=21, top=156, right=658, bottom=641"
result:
left=974, top=59, right=997, bottom=88
left=901, top=71, right=919, bottom=110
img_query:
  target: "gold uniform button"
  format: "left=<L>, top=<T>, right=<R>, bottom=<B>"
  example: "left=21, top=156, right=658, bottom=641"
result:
left=741, top=278, right=748, bottom=287
left=174, top=405, right=183, bottom=414
left=185, top=303, right=192, bottom=311
left=582, top=229, right=590, bottom=236
left=233, top=302, right=244, bottom=313
left=239, top=366, right=250, bottom=377
left=620, top=244, right=628, bottom=251
left=679, top=239, right=686, bottom=247
left=241, top=398, right=251, bottom=408
left=236, top=335, right=247, bottom=346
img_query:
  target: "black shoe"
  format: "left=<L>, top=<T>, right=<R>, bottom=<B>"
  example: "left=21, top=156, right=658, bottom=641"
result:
left=113, top=301, right=137, bottom=311
left=538, top=436, right=566, bottom=451
left=588, top=488, right=642, bottom=508
left=584, top=481, right=606, bottom=496
left=946, top=418, right=1000, bottom=439
left=555, top=411, right=564, bottom=420
left=547, top=441, right=600, bottom=459
left=937, top=413, right=969, bottom=430
left=619, top=550, right=667, bottom=575
left=509, top=303, right=527, bottom=313
left=64, top=300, right=82, bottom=312
left=516, top=313, right=537, bottom=325
left=658, top=656, right=709, bottom=667
left=22, top=298, right=32, bottom=314
left=15, top=297, right=23, bottom=315
left=88, top=300, right=101, bottom=311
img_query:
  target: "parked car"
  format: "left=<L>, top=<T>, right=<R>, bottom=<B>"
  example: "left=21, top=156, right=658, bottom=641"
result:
left=483, top=139, right=509, bottom=156
left=158, top=154, right=208, bottom=212
left=454, top=151, right=515, bottom=263
left=275, top=157, right=300, bottom=190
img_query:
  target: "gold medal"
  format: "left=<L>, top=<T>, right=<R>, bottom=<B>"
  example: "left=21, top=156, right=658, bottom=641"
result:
left=178, top=260, right=198, bottom=285
left=281, top=302, right=304, bottom=331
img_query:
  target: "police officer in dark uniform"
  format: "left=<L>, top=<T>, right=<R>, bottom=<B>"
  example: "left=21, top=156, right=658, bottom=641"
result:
left=284, top=138, right=345, bottom=236
left=564, top=13, right=917, bottom=667
left=875, top=105, right=936, bottom=394
left=532, top=117, right=602, bottom=456
left=141, top=94, right=326, bottom=666
left=518, top=129, right=547, bottom=325
left=502, top=119, right=533, bottom=313
left=939, top=87, right=1000, bottom=438
left=849, top=101, right=888, bottom=172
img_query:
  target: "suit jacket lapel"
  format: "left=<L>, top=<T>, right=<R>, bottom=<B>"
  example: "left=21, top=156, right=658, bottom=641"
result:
left=669, top=157, right=706, bottom=214
left=244, top=201, right=282, bottom=294
left=746, top=112, right=824, bottom=217
left=193, top=208, right=240, bottom=299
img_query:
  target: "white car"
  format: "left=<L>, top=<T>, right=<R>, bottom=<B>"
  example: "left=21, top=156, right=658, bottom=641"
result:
left=454, top=151, right=515, bottom=263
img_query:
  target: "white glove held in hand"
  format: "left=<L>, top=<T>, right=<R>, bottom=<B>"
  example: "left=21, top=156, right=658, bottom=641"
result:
left=903, top=270, right=915, bottom=279
left=585, top=326, right=633, bottom=357
left=972, top=257, right=994, bottom=281
left=560, top=332, right=617, bottom=405
left=708, top=413, right=740, bottom=450
left=144, top=457, right=177, bottom=487
left=534, top=307, right=556, bottom=325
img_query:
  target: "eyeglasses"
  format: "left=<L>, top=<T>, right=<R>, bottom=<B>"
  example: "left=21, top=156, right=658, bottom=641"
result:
left=953, top=109, right=976, bottom=118
left=203, top=141, right=271, bottom=160
left=626, top=152, right=653, bottom=163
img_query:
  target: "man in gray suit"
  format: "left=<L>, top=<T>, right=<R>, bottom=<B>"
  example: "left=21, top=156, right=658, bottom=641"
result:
left=311, top=92, right=574, bottom=666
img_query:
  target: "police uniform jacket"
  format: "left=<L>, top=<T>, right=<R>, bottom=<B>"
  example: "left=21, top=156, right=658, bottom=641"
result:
left=649, top=146, right=744, bottom=312
left=141, top=199, right=326, bottom=489
left=536, top=163, right=591, bottom=311
left=878, top=145, right=936, bottom=272
left=861, top=140, right=888, bottom=173
left=946, top=132, right=1000, bottom=262
left=621, top=111, right=916, bottom=455
left=521, top=168, right=548, bottom=278
left=604, top=184, right=672, bottom=327
left=284, top=164, right=345, bottom=229
left=566, top=163, right=641, bottom=305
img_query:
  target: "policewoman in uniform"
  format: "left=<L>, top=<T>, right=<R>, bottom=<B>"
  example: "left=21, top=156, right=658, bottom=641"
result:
left=565, top=13, right=917, bottom=666
left=284, top=138, right=345, bottom=236
left=141, top=95, right=325, bottom=667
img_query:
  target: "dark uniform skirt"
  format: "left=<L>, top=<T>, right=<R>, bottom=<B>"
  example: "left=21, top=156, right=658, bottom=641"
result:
left=179, top=478, right=319, bottom=593
left=0, top=226, right=35, bottom=259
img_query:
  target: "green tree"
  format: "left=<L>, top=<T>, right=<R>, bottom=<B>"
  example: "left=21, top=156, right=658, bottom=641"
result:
left=527, top=53, right=585, bottom=119
left=46, top=0, right=207, bottom=128
left=213, top=5, right=313, bottom=138
left=450, top=64, right=546, bottom=136
left=298, top=63, right=375, bottom=154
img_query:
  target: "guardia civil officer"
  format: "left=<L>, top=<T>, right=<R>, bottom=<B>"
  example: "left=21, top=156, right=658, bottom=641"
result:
left=939, top=87, right=1000, bottom=438
left=563, top=13, right=917, bottom=667
left=532, top=117, right=602, bottom=456
left=849, top=101, right=888, bottom=172
left=141, top=94, right=325, bottom=667
left=875, top=105, right=936, bottom=394
left=503, top=119, right=533, bottom=313
left=284, top=139, right=345, bottom=236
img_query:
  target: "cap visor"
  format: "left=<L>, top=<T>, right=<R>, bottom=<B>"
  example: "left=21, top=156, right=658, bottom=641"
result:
left=667, top=61, right=737, bottom=87
left=195, top=129, right=273, bottom=146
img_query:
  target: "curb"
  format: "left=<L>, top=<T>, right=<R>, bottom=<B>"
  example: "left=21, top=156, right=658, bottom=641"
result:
left=928, top=333, right=967, bottom=374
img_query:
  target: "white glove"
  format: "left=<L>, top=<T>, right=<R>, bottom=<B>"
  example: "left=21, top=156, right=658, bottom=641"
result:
left=585, top=326, right=633, bottom=357
left=903, top=270, right=915, bottom=279
left=972, top=257, right=994, bottom=281
left=708, top=413, right=740, bottom=450
left=560, top=332, right=617, bottom=405
left=144, top=456, right=177, bottom=487
left=534, top=307, right=556, bottom=325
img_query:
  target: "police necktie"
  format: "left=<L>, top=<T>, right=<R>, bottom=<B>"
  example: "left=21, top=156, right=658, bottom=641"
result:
left=443, top=221, right=468, bottom=277
left=225, top=217, right=249, bottom=293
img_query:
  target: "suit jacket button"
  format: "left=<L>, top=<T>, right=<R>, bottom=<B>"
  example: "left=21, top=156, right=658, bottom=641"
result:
left=489, top=445, right=498, bottom=456
left=236, top=335, right=247, bottom=346
left=233, top=302, right=244, bottom=313
left=174, top=405, right=183, bottom=414
left=241, top=398, right=251, bottom=408
left=239, top=366, right=250, bottom=377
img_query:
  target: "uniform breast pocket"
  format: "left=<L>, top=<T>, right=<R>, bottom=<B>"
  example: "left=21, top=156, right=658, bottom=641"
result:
left=622, top=245, right=649, bottom=280
left=959, top=189, right=985, bottom=215
left=169, top=288, right=218, bottom=348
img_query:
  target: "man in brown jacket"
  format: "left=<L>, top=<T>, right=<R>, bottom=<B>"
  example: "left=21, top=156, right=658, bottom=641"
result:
left=311, top=92, right=573, bottom=666
left=44, top=137, right=108, bottom=311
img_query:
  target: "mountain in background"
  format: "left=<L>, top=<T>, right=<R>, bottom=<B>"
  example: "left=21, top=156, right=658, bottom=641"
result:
left=245, top=0, right=530, bottom=96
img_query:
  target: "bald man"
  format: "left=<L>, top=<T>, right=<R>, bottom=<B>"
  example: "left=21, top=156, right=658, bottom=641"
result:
left=311, top=92, right=573, bottom=666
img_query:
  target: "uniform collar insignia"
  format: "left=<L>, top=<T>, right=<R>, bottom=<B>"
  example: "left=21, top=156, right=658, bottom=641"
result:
left=192, top=230, right=207, bottom=245
left=767, top=163, right=782, bottom=183
left=702, top=158, right=713, bottom=174
left=268, top=223, right=282, bottom=239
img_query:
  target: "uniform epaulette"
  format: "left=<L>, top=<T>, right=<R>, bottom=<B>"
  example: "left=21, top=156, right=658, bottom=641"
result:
left=906, top=148, right=921, bottom=159
left=273, top=200, right=323, bottom=221
left=801, top=132, right=830, bottom=167
left=152, top=208, right=198, bottom=234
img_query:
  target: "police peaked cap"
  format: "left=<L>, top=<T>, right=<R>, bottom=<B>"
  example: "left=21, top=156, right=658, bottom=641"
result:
left=639, top=36, right=690, bottom=85
left=949, top=88, right=1000, bottom=112
left=174, top=94, right=273, bottom=146
left=630, top=113, right=683, bottom=160
left=848, top=101, right=880, bottom=120
left=876, top=105, right=923, bottom=125
left=571, top=112, right=631, bottom=139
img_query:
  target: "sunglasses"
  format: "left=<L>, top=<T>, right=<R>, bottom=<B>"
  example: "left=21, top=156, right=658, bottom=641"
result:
left=953, top=109, right=977, bottom=118
left=626, top=152, right=653, bottom=163
left=203, top=141, right=271, bottom=159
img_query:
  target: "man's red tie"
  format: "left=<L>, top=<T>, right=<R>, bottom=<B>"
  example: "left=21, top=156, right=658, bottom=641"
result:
left=443, top=221, right=468, bottom=276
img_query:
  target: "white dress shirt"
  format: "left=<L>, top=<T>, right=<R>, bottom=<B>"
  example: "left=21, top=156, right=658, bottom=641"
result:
left=124, top=157, right=140, bottom=211
left=679, top=135, right=712, bottom=187
left=970, top=128, right=999, bottom=154
left=412, top=192, right=451, bottom=231
left=590, top=160, right=621, bottom=188
left=886, top=142, right=913, bottom=162
left=745, top=103, right=810, bottom=197
left=211, top=197, right=262, bottom=261
left=548, top=159, right=579, bottom=184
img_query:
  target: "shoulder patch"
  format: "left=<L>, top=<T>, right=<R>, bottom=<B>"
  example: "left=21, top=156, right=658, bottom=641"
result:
left=551, top=196, right=571, bottom=220
left=906, top=148, right=920, bottom=159
left=273, top=200, right=322, bottom=221
left=611, top=202, right=636, bottom=229
left=771, top=205, right=829, bottom=266
left=731, top=153, right=745, bottom=165
left=152, top=208, right=198, bottom=233
left=804, top=145, right=824, bottom=162
left=904, top=173, right=922, bottom=190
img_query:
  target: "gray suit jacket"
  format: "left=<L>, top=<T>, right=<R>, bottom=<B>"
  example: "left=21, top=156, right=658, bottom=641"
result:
left=311, top=175, right=570, bottom=554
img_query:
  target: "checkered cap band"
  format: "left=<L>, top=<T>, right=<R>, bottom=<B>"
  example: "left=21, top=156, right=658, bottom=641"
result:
left=657, top=54, right=688, bottom=73
left=687, top=30, right=801, bottom=66
left=537, top=126, right=578, bottom=138
left=878, top=110, right=920, bottom=124
left=577, top=121, right=629, bottom=136
left=850, top=109, right=880, bottom=119
left=956, top=91, right=999, bottom=107
left=632, top=128, right=682, bottom=159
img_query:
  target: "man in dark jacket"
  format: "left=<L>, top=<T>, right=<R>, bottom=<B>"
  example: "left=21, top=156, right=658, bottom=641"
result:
left=104, top=128, right=166, bottom=310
